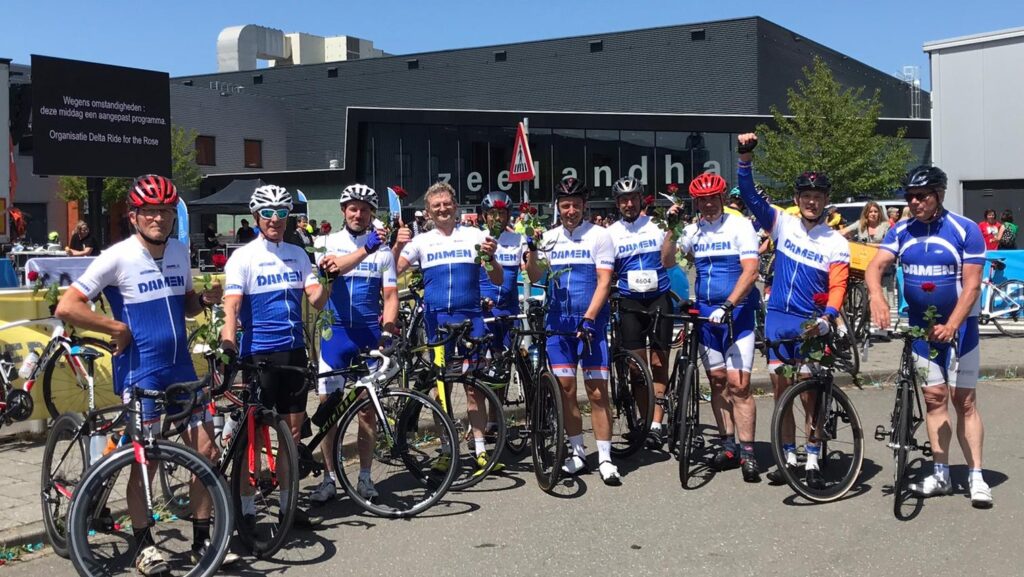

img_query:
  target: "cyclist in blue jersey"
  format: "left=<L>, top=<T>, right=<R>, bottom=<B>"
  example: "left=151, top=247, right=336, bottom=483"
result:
left=734, top=133, right=851, bottom=487
left=865, top=165, right=992, bottom=507
left=395, top=182, right=505, bottom=475
left=671, top=172, right=762, bottom=482
left=477, top=191, right=527, bottom=381
left=307, top=183, right=398, bottom=504
left=606, top=176, right=676, bottom=450
left=56, top=175, right=238, bottom=573
left=525, top=177, right=622, bottom=485
left=220, top=184, right=329, bottom=529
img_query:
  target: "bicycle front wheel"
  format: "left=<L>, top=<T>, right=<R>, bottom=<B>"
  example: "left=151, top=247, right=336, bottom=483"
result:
left=432, top=378, right=507, bottom=490
left=891, top=379, right=913, bottom=517
left=609, top=349, right=654, bottom=457
left=41, top=412, right=87, bottom=558
left=992, top=280, right=1024, bottom=337
left=67, top=441, right=232, bottom=577
left=770, top=379, right=864, bottom=503
left=833, top=310, right=861, bottom=377
left=337, top=389, right=459, bottom=517
left=677, top=362, right=700, bottom=488
left=42, top=338, right=114, bottom=419
left=228, top=410, right=298, bottom=559
left=530, top=371, right=565, bottom=492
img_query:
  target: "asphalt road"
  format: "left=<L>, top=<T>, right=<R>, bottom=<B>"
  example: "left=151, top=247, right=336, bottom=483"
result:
left=17, top=379, right=1023, bottom=577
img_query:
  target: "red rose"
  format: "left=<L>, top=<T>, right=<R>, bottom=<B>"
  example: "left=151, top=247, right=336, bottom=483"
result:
left=643, top=195, right=655, bottom=206
left=813, top=293, right=829, bottom=307
left=921, top=282, right=936, bottom=293
left=667, top=183, right=680, bottom=195
left=390, top=185, right=408, bottom=199
left=519, top=202, right=531, bottom=213
left=530, top=206, right=538, bottom=215
left=27, top=270, right=39, bottom=282
left=212, top=253, right=227, bottom=268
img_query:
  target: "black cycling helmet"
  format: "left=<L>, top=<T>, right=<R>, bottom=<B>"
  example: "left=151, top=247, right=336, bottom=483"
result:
left=903, top=165, right=948, bottom=190
left=555, top=176, right=588, bottom=199
left=794, top=171, right=832, bottom=193
left=611, top=176, right=644, bottom=198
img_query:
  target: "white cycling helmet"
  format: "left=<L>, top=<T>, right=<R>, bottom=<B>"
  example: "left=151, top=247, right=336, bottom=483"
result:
left=249, top=184, right=293, bottom=212
left=339, top=183, right=379, bottom=210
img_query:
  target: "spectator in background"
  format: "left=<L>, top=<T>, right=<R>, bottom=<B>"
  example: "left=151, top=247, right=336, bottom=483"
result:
left=203, top=223, right=223, bottom=249
left=999, top=210, right=1017, bottom=249
left=887, top=207, right=901, bottom=227
left=309, top=219, right=319, bottom=236
left=899, top=207, right=912, bottom=222
left=320, top=220, right=333, bottom=235
left=412, top=210, right=427, bottom=235
left=65, top=221, right=100, bottom=257
left=979, top=209, right=1004, bottom=251
left=294, top=214, right=314, bottom=248
left=591, top=214, right=606, bottom=227
left=842, top=201, right=890, bottom=244
left=235, top=218, right=257, bottom=243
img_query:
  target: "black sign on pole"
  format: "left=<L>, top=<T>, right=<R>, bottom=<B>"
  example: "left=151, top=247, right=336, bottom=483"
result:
left=30, top=55, right=171, bottom=178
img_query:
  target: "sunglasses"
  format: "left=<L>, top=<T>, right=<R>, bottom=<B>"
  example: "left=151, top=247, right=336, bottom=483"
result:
left=903, top=191, right=935, bottom=203
left=257, top=208, right=290, bottom=220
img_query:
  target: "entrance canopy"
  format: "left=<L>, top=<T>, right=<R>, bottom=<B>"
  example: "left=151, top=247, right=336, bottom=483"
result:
left=189, top=179, right=308, bottom=215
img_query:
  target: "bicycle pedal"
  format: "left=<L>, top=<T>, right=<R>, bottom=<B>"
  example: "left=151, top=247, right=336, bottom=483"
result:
left=874, top=425, right=888, bottom=441
left=921, top=441, right=933, bottom=457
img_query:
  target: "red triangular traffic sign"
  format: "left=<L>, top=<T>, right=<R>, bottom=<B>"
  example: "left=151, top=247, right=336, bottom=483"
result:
left=508, top=122, right=535, bottom=183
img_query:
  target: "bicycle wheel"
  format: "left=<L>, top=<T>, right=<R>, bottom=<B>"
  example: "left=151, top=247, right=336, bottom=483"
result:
left=832, top=311, right=861, bottom=377
left=434, top=378, right=507, bottom=490
left=336, top=389, right=459, bottom=517
left=677, top=362, right=699, bottom=488
left=67, top=442, right=232, bottom=577
left=770, top=379, right=864, bottom=503
left=992, top=280, right=1024, bottom=337
left=41, top=412, right=88, bottom=558
left=228, top=410, right=298, bottom=558
left=530, top=371, right=565, bottom=492
left=845, top=280, right=871, bottom=342
left=609, top=349, right=654, bottom=457
left=42, top=338, right=114, bottom=419
left=502, top=365, right=530, bottom=455
left=891, top=380, right=913, bottom=517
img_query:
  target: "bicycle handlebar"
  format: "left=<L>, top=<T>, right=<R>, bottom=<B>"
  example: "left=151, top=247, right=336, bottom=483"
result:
left=133, top=374, right=213, bottom=422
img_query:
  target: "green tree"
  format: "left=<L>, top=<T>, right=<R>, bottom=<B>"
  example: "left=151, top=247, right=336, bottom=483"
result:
left=754, top=57, right=914, bottom=199
left=58, top=125, right=202, bottom=206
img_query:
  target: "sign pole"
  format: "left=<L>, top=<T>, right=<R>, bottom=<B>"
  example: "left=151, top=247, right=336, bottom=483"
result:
left=522, top=116, right=530, bottom=205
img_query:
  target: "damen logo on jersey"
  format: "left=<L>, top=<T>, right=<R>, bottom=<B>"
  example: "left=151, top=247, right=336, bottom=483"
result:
left=426, top=249, right=473, bottom=262
left=618, top=238, right=658, bottom=254
left=256, top=271, right=302, bottom=285
left=782, top=238, right=825, bottom=264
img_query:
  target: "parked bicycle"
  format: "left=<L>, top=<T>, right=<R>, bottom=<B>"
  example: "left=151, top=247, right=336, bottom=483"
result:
left=978, top=257, right=1024, bottom=337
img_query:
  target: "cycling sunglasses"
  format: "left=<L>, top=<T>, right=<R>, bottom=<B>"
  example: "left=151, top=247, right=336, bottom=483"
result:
left=903, top=190, right=936, bottom=203
left=257, top=208, right=290, bottom=220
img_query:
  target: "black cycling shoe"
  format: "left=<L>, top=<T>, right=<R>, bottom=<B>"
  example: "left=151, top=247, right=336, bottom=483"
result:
left=766, top=464, right=797, bottom=485
left=711, top=448, right=740, bottom=471
left=645, top=428, right=665, bottom=450
left=741, top=458, right=761, bottom=483
left=293, top=508, right=323, bottom=529
left=190, top=541, right=241, bottom=567
left=805, top=468, right=826, bottom=490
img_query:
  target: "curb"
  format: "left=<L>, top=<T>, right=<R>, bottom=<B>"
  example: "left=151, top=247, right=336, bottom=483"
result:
left=0, top=522, right=47, bottom=555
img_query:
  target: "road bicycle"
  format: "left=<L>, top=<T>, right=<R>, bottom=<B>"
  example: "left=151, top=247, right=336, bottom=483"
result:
left=873, top=331, right=931, bottom=518
left=765, top=325, right=864, bottom=503
left=978, top=257, right=1024, bottom=337
left=605, top=293, right=656, bottom=458
left=64, top=374, right=232, bottom=577
left=0, top=317, right=113, bottom=421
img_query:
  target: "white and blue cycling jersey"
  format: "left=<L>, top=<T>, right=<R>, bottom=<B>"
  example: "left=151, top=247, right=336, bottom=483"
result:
left=608, top=215, right=671, bottom=299
left=880, top=210, right=986, bottom=322
left=538, top=221, right=615, bottom=324
left=315, top=229, right=397, bottom=327
left=677, top=213, right=760, bottom=307
left=401, top=225, right=489, bottom=313
left=224, top=237, right=318, bottom=357
left=479, top=230, right=526, bottom=313
left=72, top=236, right=195, bottom=394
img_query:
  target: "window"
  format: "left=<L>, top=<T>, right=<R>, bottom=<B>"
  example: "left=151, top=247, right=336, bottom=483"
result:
left=494, top=50, right=507, bottom=62
left=244, top=139, right=263, bottom=168
left=407, top=59, right=419, bottom=70
left=195, top=135, right=216, bottom=166
left=589, top=40, right=603, bottom=53
left=690, top=29, right=706, bottom=41
left=252, top=74, right=263, bottom=85
left=327, top=67, right=338, bottom=78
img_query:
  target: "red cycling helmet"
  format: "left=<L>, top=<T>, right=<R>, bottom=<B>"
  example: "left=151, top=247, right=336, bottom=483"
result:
left=688, top=173, right=727, bottom=197
left=128, top=174, right=178, bottom=208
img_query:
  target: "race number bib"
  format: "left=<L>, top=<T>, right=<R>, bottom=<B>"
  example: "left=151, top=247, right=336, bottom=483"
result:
left=627, top=270, right=658, bottom=293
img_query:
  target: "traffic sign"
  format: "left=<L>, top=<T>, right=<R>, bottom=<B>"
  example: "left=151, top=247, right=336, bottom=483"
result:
left=509, top=122, right=535, bottom=183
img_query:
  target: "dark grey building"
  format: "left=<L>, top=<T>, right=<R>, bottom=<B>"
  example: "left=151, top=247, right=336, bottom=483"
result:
left=172, top=16, right=930, bottom=215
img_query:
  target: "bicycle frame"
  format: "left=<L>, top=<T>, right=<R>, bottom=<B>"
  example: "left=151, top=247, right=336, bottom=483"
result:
left=0, top=317, right=100, bottom=412
left=980, top=263, right=1022, bottom=320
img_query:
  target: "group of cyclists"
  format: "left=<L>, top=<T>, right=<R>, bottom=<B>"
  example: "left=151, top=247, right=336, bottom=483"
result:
left=51, top=132, right=993, bottom=575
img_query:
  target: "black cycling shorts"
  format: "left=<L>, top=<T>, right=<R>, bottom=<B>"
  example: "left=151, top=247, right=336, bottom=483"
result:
left=244, top=348, right=309, bottom=415
left=618, top=292, right=674, bottom=351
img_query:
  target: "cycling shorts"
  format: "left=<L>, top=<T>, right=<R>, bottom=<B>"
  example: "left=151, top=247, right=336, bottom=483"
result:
left=243, top=348, right=309, bottom=415
left=547, top=317, right=609, bottom=380
left=698, top=301, right=756, bottom=373
left=424, top=310, right=486, bottom=367
left=618, top=293, right=674, bottom=352
left=122, top=368, right=208, bottom=428
left=319, top=325, right=381, bottom=395
left=914, top=317, right=980, bottom=389
left=765, top=309, right=813, bottom=375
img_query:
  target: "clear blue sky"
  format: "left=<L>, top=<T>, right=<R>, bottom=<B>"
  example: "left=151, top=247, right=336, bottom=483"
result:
left=2, top=0, right=1020, bottom=89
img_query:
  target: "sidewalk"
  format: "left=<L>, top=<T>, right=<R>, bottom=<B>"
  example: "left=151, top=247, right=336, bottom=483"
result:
left=2, top=334, right=1021, bottom=550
